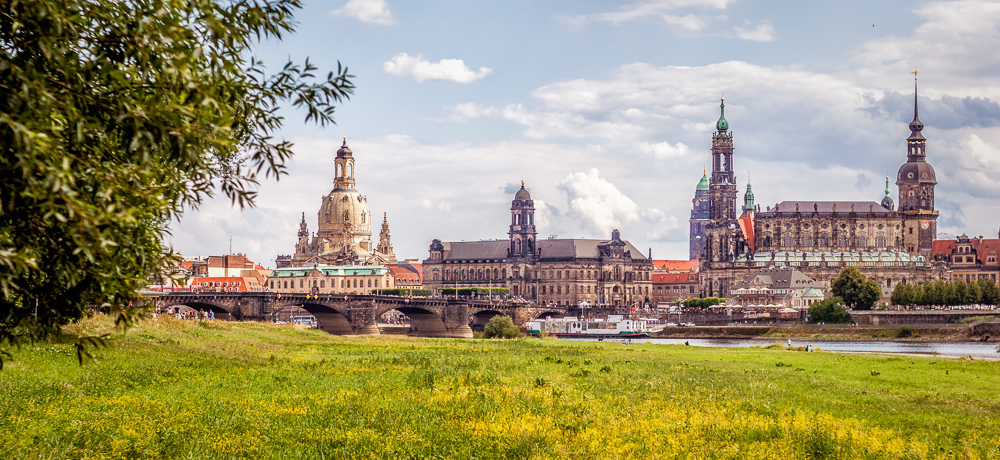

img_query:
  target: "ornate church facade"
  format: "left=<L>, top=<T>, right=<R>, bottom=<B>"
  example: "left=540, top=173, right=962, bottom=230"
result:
left=422, top=184, right=654, bottom=307
left=692, top=79, right=948, bottom=297
left=276, top=137, right=396, bottom=268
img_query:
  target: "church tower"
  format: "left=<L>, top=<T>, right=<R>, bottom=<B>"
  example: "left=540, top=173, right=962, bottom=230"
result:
left=703, top=96, right=740, bottom=267
left=709, top=97, right=738, bottom=223
left=895, top=74, right=938, bottom=255
left=334, top=134, right=356, bottom=191
left=689, top=169, right=711, bottom=260
left=508, top=182, right=537, bottom=258
left=377, top=212, right=395, bottom=260
left=295, top=212, right=310, bottom=255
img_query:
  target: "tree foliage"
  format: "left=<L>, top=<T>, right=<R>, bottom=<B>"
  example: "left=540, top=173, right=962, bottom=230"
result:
left=807, top=297, right=852, bottom=324
left=830, top=267, right=881, bottom=311
left=682, top=297, right=725, bottom=309
left=890, top=278, right=1000, bottom=307
left=483, top=315, right=520, bottom=339
left=0, top=0, right=353, bottom=367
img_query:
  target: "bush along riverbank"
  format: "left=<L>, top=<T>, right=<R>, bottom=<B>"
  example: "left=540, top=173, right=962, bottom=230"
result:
left=2, top=316, right=999, bottom=458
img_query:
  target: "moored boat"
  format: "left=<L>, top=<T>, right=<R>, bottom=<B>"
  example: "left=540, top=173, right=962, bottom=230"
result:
left=527, top=315, right=652, bottom=338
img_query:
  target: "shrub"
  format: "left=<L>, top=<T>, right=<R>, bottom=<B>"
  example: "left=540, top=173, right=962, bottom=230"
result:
left=483, top=315, right=520, bottom=339
left=807, top=297, right=852, bottom=324
left=896, top=326, right=917, bottom=338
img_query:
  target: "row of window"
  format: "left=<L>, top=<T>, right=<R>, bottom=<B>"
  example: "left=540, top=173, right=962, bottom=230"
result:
left=538, top=285, right=652, bottom=296
left=395, top=278, right=420, bottom=284
left=439, top=267, right=652, bottom=282
left=268, top=278, right=383, bottom=289
left=198, top=281, right=241, bottom=287
left=762, top=234, right=891, bottom=248
left=654, top=286, right=697, bottom=294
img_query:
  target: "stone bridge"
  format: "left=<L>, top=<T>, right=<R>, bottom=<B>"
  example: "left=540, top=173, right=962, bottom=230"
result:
left=144, top=292, right=596, bottom=338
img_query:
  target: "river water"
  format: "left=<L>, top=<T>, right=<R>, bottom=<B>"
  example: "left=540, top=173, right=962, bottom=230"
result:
left=564, top=338, right=1000, bottom=358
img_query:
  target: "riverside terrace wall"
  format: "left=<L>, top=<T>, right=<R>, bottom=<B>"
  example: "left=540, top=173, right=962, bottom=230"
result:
left=657, top=310, right=1000, bottom=326
left=851, top=310, right=1000, bottom=325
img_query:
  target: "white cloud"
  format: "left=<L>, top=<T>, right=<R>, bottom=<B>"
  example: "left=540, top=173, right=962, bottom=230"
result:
left=565, top=0, right=733, bottom=27
left=852, top=0, right=1000, bottom=97
left=637, top=141, right=691, bottom=159
left=557, top=168, right=641, bottom=236
left=732, top=20, right=775, bottom=42
left=383, top=53, right=493, bottom=83
left=436, top=103, right=499, bottom=123
left=330, top=0, right=395, bottom=25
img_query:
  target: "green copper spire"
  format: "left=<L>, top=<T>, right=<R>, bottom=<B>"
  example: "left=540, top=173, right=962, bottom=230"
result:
left=696, top=167, right=709, bottom=191
left=885, top=175, right=891, bottom=197
left=716, top=96, right=729, bottom=131
left=742, top=179, right=754, bottom=215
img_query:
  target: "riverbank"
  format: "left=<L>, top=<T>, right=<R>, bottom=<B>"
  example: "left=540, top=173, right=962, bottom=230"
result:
left=3, top=316, right=999, bottom=458
left=654, top=325, right=983, bottom=342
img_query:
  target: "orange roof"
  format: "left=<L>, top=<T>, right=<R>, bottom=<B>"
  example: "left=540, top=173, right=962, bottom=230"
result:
left=652, top=260, right=698, bottom=272
left=931, top=240, right=956, bottom=257
left=933, top=238, right=1000, bottom=265
left=652, top=273, right=698, bottom=284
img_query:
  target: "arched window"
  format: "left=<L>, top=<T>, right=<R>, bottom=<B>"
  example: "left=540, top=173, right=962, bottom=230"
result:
left=368, top=279, right=372, bottom=288
left=820, top=235, right=829, bottom=247
left=783, top=235, right=792, bottom=247
left=876, top=235, right=886, bottom=247
left=802, top=235, right=812, bottom=247
left=348, top=163, right=353, bottom=177
left=494, top=268, right=499, bottom=280
left=361, top=213, right=366, bottom=224
left=343, top=210, right=349, bottom=222
left=858, top=235, right=867, bottom=247
left=336, top=164, right=343, bottom=177
left=838, top=235, right=847, bottom=247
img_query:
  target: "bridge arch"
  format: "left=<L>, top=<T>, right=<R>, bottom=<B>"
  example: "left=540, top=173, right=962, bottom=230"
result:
left=374, top=304, right=452, bottom=337
left=470, top=309, right=507, bottom=331
left=158, top=301, right=233, bottom=317
left=296, top=302, right=357, bottom=335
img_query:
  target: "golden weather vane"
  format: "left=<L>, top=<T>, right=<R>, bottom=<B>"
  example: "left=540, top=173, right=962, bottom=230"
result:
left=912, top=70, right=918, bottom=80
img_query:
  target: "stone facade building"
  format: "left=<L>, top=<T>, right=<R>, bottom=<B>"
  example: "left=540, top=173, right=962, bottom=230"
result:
left=932, top=234, right=1000, bottom=284
left=694, top=79, right=948, bottom=297
left=422, top=184, right=654, bottom=307
left=276, top=137, right=396, bottom=268
left=267, top=265, right=393, bottom=294
left=729, top=266, right=825, bottom=309
left=651, top=272, right=699, bottom=305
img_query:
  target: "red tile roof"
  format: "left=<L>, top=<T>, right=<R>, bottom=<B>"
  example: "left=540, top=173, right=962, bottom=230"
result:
left=652, top=260, right=698, bottom=272
left=933, top=238, right=1000, bottom=265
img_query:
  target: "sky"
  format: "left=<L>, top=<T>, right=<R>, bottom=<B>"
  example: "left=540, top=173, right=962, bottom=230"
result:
left=168, top=0, right=1000, bottom=268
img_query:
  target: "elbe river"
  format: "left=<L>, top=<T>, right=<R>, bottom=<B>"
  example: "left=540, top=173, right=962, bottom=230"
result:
left=565, top=338, right=1000, bottom=358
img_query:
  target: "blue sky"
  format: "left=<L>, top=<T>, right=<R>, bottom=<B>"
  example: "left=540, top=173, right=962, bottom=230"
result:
left=169, top=0, right=1000, bottom=267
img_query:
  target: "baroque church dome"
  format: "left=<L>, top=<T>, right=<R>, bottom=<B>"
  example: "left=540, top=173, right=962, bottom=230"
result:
left=317, top=190, right=372, bottom=236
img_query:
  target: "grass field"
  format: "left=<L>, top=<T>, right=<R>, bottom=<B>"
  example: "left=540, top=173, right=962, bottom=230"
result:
left=2, top=316, right=999, bottom=459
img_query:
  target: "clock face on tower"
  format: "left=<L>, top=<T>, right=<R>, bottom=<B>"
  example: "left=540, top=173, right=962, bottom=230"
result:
left=921, top=221, right=930, bottom=230
left=694, top=199, right=701, bottom=206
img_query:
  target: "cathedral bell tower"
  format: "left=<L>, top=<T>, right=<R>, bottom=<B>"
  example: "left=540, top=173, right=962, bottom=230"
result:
left=895, top=73, right=938, bottom=255
left=709, top=97, right=738, bottom=223
left=508, top=181, right=537, bottom=258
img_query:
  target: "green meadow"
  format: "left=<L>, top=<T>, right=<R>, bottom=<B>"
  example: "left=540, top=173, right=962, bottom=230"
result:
left=1, top=316, right=999, bottom=459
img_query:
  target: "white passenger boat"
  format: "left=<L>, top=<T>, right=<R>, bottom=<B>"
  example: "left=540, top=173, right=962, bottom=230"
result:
left=527, top=315, right=652, bottom=338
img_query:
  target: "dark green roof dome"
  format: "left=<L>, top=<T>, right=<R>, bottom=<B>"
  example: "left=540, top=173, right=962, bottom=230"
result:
left=716, top=98, right=729, bottom=131
left=696, top=169, right=709, bottom=191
